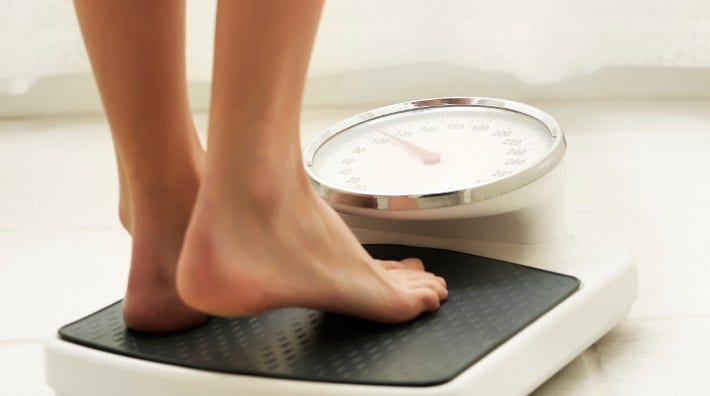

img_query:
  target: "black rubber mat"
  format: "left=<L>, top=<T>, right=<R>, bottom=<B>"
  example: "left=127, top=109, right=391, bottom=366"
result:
left=59, top=244, right=579, bottom=386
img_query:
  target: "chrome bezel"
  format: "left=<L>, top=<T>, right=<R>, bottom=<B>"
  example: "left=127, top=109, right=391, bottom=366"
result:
left=303, top=97, right=566, bottom=211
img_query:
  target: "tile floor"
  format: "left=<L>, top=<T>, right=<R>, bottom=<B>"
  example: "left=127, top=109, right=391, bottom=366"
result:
left=2, top=101, right=709, bottom=395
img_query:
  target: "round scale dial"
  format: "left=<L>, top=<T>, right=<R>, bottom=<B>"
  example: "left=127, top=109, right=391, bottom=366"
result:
left=304, top=98, right=565, bottom=211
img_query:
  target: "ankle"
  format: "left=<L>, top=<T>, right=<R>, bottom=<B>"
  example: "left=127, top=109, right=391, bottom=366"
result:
left=130, top=141, right=200, bottom=185
left=201, top=152, right=312, bottom=215
left=118, top=202, right=131, bottom=231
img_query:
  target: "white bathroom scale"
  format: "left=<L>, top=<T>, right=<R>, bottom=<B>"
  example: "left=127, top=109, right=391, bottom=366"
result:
left=45, top=98, right=638, bottom=395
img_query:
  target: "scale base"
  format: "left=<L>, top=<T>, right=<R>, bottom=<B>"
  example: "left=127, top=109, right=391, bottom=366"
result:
left=45, top=240, right=636, bottom=396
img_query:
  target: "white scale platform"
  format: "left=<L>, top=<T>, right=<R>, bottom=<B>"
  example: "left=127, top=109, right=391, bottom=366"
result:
left=44, top=98, right=638, bottom=395
left=45, top=237, right=637, bottom=396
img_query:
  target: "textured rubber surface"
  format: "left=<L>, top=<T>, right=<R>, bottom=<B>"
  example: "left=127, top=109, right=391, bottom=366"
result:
left=58, top=245, right=579, bottom=386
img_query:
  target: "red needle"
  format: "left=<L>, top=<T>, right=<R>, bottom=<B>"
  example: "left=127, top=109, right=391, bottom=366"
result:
left=377, top=129, right=441, bottom=164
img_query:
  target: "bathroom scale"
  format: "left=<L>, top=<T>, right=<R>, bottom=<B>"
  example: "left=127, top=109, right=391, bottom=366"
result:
left=45, top=98, right=638, bottom=395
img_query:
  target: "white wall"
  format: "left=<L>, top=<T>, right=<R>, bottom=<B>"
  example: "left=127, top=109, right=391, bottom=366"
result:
left=2, top=0, right=710, bottom=117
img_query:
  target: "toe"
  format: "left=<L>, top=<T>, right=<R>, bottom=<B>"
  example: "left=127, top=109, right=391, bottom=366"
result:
left=400, top=257, right=425, bottom=270
left=410, top=277, right=448, bottom=301
left=378, top=258, right=425, bottom=271
left=416, top=289, right=441, bottom=312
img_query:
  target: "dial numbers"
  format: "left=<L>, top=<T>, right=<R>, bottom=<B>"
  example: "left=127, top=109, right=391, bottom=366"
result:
left=310, top=106, right=553, bottom=196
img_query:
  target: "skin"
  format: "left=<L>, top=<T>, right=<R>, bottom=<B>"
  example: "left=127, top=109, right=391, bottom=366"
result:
left=74, top=0, right=447, bottom=332
left=74, top=0, right=207, bottom=331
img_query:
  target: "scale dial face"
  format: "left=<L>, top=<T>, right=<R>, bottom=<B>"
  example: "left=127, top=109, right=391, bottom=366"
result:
left=304, top=98, right=565, bottom=211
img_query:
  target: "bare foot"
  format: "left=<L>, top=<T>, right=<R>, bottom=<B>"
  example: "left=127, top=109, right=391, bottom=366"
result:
left=120, top=149, right=209, bottom=332
left=176, top=170, right=448, bottom=324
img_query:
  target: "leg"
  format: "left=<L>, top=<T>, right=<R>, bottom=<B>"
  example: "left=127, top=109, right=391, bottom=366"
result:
left=74, top=0, right=207, bottom=331
left=177, top=0, right=447, bottom=323
left=112, top=139, right=131, bottom=231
